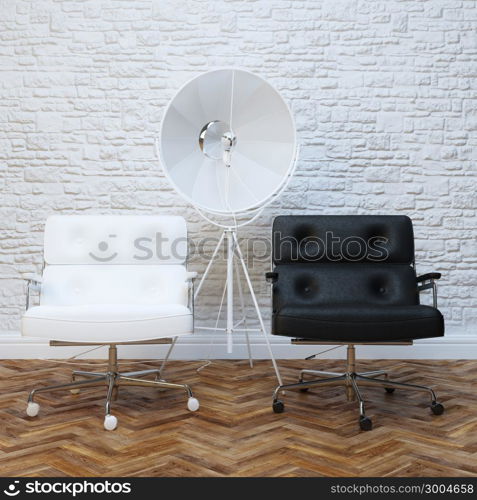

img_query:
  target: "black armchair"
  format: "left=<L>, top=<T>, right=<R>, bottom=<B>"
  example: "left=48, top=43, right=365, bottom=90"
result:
left=267, top=215, right=445, bottom=430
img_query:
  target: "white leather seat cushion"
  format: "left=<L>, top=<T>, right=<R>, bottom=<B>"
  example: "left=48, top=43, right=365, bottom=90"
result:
left=22, top=304, right=192, bottom=343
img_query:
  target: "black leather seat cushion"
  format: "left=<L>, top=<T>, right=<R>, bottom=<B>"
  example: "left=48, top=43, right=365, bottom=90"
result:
left=273, top=304, right=444, bottom=342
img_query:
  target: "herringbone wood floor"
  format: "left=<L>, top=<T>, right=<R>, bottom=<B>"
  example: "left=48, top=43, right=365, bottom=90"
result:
left=0, top=358, right=475, bottom=477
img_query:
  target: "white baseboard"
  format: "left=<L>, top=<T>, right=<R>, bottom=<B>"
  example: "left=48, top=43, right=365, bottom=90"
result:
left=0, top=332, right=475, bottom=360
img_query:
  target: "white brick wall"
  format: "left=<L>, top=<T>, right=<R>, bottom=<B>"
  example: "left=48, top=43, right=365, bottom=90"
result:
left=1, top=0, right=476, bottom=355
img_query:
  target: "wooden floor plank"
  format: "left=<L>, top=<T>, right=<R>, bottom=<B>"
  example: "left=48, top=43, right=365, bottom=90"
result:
left=0, top=359, right=475, bottom=477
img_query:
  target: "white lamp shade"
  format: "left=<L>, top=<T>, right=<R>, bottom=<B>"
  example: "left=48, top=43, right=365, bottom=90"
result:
left=160, top=69, right=296, bottom=215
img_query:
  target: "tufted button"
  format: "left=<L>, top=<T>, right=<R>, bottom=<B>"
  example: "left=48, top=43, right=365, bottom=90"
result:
left=74, top=287, right=80, bottom=294
left=294, top=275, right=317, bottom=299
left=379, top=287, right=386, bottom=294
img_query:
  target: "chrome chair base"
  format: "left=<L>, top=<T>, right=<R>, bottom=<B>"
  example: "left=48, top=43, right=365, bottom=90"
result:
left=272, top=345, right=444, bottom=431
left=26, top=344, right=199, bottom=430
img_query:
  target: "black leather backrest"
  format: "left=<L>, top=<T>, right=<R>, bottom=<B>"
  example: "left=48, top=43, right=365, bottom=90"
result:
left=271, top=215, right=418, bottom=309
left=272, top=215, right=414, bottom=265
left=273, top=263, right=419, bottom=310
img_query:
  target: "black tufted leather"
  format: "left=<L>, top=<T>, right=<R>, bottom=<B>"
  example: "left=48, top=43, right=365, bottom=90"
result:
left=273, top=264, right=419, bottom=311
left=269, top=215, right=444, bottom=342
left=273, top=215, right=415, bottom=265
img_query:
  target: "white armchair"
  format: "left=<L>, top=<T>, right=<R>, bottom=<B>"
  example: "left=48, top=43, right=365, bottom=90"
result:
left=22, top=215, right=199, bottom=430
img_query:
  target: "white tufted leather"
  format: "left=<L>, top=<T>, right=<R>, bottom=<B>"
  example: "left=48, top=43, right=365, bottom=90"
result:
left=22, top=215, right=194, bottom=343
left=39, top=265, right=188, bottom=306
left=44, top=215, right=187, bottom=265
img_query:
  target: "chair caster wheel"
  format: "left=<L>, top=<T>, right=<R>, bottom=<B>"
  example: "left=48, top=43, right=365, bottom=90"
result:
left=104, top=414, right=118, bottom=431
left=273, top=400, right=285, bottom=413
left=385, top=387, right=395, bottom=394
left=187, top=397, right=200, bottom=412
left=431, top=402, right=444, bottom=415
left=70, top=389, right=80, bottom=395
left=26, top=402, right=40, bottom=417
left=298, top=379, right=309, bottom=392
left=359, top=416, right=373, bottom=431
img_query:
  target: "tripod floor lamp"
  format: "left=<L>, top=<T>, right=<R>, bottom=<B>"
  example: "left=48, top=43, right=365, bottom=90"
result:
left=157, top=68, right=297, bottom=384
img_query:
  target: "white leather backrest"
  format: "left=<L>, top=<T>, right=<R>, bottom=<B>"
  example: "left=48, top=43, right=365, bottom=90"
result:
left=44, top=215, right=187, bottom=265
left=40, top=265, right=188, bottom=306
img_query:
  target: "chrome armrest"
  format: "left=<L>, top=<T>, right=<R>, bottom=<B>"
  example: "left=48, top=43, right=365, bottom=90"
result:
left=417, top=273, right=441, bottom=308
left=25, top=274, right=42, bottom=310
left=265, top=272, right=278, bottom=284
left=416, top=272, right=441, bottom=282
left=186, top=272, right=198, bottom=281
left=185, top=272, right=198, bottom=312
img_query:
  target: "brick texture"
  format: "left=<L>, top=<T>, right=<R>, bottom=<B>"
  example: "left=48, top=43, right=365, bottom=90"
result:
left=0, top=1, right=476, bottom=340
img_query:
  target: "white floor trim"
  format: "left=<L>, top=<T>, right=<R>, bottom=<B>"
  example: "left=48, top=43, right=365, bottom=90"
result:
left=0, top=332, right=476, bottom=360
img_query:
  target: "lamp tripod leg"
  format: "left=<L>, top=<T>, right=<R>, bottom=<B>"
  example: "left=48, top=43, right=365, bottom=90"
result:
left=194, top=231, right=225, bottom=300
left=235, top=258, right=253, bottom=368
left=232, top=232, right=283, bottom=386
left=158, top=336, right=178, bottom=380
left=226, top=230, right=234, bottom=354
